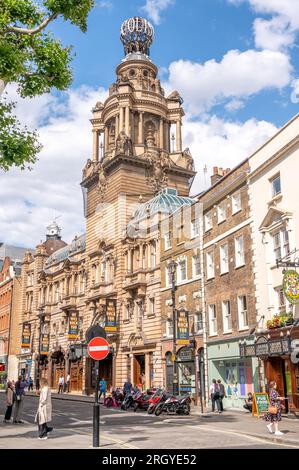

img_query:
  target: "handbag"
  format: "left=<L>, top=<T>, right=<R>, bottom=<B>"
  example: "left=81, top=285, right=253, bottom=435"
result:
left=268, top=405, right=278, bottom=414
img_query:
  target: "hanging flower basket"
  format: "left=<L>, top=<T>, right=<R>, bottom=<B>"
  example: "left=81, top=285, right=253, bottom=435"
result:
left=266, top=313, right=294, bottom=329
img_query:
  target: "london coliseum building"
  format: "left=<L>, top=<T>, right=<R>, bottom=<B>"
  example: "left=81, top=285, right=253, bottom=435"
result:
left=17, top=17, right=199, bottom=396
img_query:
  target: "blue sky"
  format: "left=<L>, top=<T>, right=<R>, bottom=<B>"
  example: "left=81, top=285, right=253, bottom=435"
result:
left=1, top=0, right=299, bottom=247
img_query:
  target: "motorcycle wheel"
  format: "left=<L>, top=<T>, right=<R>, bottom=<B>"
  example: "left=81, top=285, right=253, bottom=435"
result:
left=154, top=404, right=163, bottom=416
left=105, top=398, right=112, bottom=408
left=133, top=403, right=138, bottom=412
left=147, top=404, right=155, bottom=415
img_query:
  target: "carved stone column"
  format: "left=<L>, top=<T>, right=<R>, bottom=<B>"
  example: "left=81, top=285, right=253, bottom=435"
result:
left=125, top=106, right=130, bottom=137
left=92, top=129, right=99, bottom=162
left=176, top=119, right=182, bottom=152
left=104, top=126, right=109, bottom=152
left=115, top=114, right=119, bottom=140
left=119, top=107, right=124, bottom=131
left=159, top=117, right=164, bottom=149
left=138, top=111, right=144, bottom=144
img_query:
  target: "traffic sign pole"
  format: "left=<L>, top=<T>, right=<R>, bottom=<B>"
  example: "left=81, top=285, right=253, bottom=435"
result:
left=93, top=360, right=100, bottom=448
left=87, top=336, right=110, bottom=448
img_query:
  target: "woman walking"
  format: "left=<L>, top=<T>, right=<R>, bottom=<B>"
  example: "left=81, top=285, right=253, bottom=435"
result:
left=264, top=381, right=286, bottom=436
left=3, top=381, right=14, bottom=423
left=35, top=378, right=53, bottom=440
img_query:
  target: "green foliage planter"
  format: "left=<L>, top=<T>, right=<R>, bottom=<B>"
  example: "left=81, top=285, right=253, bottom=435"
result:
left=266, top=313, right=294, bottom=329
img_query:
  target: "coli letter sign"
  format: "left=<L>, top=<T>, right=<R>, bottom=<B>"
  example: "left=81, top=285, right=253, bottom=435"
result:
left=283, top=270, right=299, bottom=304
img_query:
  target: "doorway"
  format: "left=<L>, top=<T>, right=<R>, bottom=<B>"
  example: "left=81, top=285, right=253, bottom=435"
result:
left=133, top=354, right=145, bottom=386
left=266, top=357, right=289, bottom=413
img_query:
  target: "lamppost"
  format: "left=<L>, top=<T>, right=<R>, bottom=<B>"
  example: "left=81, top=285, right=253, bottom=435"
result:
left=169, top=260, right=178, bottom=395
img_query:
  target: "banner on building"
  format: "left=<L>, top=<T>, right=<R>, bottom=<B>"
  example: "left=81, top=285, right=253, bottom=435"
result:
left=283, top=269, right=299, bottom=304
left=105, top=299, right=117, bottom=332
left=68, top=311, right=79, bottom=339
left=21, top=323, right=31, bottom=349
left=40, top=333, right=49, bottom=355
left=176, top=310, right=189, bottom=345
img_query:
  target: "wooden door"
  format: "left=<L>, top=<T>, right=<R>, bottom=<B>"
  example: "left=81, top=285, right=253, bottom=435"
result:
left=70, top=361, right=83, bottom=392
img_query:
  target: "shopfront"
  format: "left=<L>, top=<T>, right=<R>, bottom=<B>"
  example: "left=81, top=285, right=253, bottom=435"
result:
left=208, top=338, right=259, bottom=409
left=240, top=328, right=299, bottom=413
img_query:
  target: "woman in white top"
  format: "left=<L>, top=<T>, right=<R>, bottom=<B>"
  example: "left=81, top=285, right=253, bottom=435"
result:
left=35, top=378, right=53, bottom=440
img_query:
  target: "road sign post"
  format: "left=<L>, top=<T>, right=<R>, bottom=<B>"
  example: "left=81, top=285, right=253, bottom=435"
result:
left=87, top=336, right=110, bottom=448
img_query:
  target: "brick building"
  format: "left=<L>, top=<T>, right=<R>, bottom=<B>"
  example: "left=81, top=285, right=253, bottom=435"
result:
left=198, top=163, right=258, bottom=408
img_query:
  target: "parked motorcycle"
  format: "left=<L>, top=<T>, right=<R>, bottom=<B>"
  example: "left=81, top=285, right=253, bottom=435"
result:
left=104, top=388, right=124, bottom=408
left=133, top=389, right=156, bottom=412
left=154, top=394, right=191, bottom=416
left=147, top=388, right=166, bottom=414
left=121, top=388, right=139, bottom=410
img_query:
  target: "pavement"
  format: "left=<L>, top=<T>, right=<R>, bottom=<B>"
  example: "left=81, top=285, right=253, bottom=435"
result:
left=0, top=391, right=299, bottom=449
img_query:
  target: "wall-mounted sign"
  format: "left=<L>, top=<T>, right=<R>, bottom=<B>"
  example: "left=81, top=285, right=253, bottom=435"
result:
left=283, top=269, right=299, bottom=304
left=68, top=311, right=79, bottom=339
left=40, top=333, right=49, bottom=355
left=21, top=323, right=31, bottom=349
left=105, top=299, right=117, bottom=332
left=176, top=310, right=189, bottom=345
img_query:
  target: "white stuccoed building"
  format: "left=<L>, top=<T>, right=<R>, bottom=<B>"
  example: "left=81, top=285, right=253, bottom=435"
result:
left=246, top=113, right=299, bottom=414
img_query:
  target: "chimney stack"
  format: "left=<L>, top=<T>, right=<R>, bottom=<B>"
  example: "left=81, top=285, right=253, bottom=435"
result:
left=210, top=166, right=231, bottom=186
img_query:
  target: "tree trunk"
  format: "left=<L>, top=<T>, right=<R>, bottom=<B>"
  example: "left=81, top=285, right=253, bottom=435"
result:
left=0, top=79, right=7, bottom=95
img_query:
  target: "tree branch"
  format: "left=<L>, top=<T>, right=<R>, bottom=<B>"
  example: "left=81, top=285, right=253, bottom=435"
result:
left=6, top=13, right=58, bottom=36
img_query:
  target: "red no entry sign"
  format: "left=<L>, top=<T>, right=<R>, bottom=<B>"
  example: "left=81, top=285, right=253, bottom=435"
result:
left=87, top=337, right=110, bottom=361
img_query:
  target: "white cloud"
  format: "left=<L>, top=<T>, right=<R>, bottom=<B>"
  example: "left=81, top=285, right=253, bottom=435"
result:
left=224, top=99, right=245, bottom=112
left=184, top=116, right=277, bottom=194
left=291, top=78, right=299, bottom=103
left=0, top=85, right=108, bottom=248
left=165, top=49, right=292, bottom=115
left=228, top=0, right=299, bottom=50
left=141, top=0, right=175, bottom=25
left=96, top=1, right=113, bottom=9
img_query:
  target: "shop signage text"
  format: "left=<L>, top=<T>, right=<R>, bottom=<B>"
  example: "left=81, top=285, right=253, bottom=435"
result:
left=176, top=310, right=189, bottom=345
left=21, top=323, right=31, bottom=349
left=68, top=311, right=79, bottom=339
left=105, top=300, right=117, bottom=332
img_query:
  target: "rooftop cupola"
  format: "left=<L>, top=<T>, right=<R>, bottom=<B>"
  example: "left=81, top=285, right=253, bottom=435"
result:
left=120, top=17, right=154, bottom=59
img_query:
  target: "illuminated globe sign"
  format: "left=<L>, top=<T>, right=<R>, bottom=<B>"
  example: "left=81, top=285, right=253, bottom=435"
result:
left=283, top=269, right=299, bottom=304
left=120, top=17, right=154, bottom=56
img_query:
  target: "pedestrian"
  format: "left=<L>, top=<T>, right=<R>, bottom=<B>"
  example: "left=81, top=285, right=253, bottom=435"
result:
left=35, top=378, right=53, bottom=440
left=210, top=379, right=221, bottom=413
left=264, top=381, right=286, bottom=436
left=13, top=375, right=28, bottom=424
left=123, top=379, right=132, bottom=395
left=28, top=377, right=34, bottom=391
left=217, top=379, right=226, bottom=412
left=3, top=381, right=14, bottom=423
left=58, top=375, right=64, bottom=394
left=243, top=392, right=253, bottom=413
left=66, top=373, right=71, bottom=393
left=99, top=377, right=107, bottom=401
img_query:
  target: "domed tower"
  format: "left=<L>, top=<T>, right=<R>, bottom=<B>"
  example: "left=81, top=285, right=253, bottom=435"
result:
left=82, top=17, right=196, bottom=203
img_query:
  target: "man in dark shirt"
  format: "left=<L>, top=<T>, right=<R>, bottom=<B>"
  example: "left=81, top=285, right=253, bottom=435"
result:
left=217, top=379, right=226, bottom=413
left=13, top=376, right=28, bottom=424
left=123, top=379, right=132, bottom=395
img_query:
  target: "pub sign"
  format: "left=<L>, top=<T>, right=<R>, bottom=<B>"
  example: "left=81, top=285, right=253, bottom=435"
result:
left=176, top=310, right=189, bottom=345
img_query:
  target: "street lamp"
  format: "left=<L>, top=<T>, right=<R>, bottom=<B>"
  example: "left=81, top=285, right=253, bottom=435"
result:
left=169, top=260, right=178, bottom=395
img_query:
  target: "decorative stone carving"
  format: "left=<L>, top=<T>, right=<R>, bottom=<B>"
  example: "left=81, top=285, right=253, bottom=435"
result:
left=183, top=148, right=195, bottom=171
left=115, top=130, right=133, bottom=156
left=145, top=149, right=172, bottom=193
left=96, top=162, right=108, bottom=202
